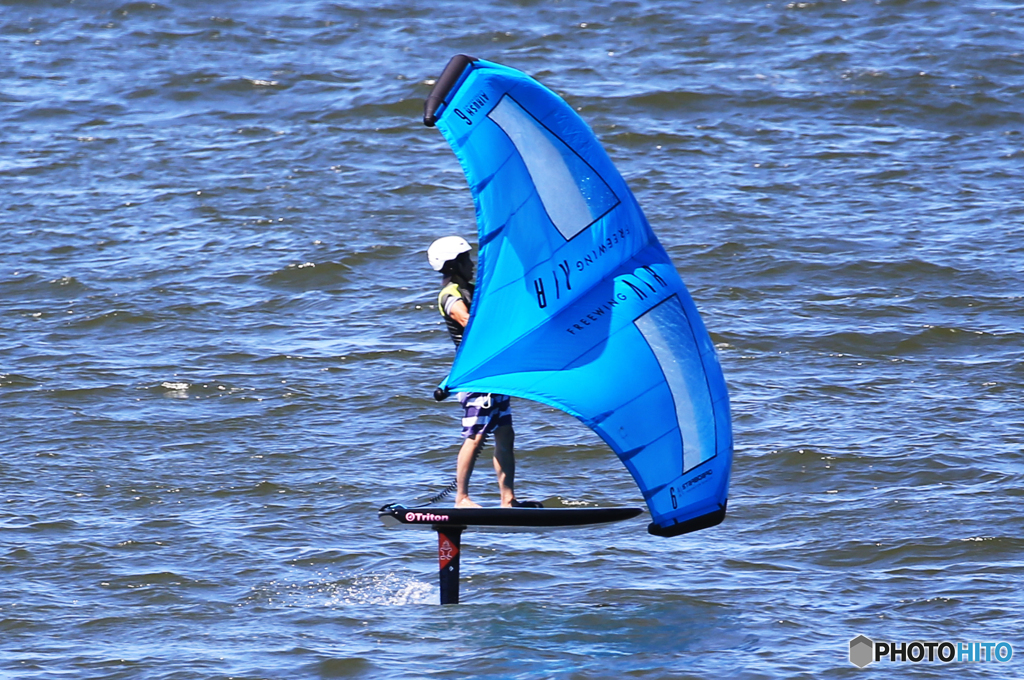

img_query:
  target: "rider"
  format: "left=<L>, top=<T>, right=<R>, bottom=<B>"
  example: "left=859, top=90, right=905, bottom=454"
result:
left=428, top=236, right=539, bottom=509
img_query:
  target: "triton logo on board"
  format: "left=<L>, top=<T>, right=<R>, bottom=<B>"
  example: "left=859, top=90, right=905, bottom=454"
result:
left=849, top=635, right=1013, bottom=668
left=405, top=512, right=450, bottom=523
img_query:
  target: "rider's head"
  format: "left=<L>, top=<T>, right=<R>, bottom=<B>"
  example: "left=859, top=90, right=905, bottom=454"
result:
left=427, top=236, right=474, bottom=280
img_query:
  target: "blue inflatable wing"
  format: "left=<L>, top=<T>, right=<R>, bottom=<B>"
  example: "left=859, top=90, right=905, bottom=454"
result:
left=425, top=56, right=732, bottom=537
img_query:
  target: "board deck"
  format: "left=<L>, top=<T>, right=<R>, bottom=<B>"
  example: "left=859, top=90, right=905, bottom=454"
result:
left=378, top=505, right=644, bottom=532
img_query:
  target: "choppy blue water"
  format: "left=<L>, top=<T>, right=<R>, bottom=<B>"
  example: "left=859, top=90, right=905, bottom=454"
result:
left=2, top=1, right=1023, bottom=678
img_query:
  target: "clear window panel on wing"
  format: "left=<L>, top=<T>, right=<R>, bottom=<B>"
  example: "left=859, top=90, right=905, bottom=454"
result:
left=488, top=95, right=618, bottom=241
left=634, top=295, right=718, bottom=474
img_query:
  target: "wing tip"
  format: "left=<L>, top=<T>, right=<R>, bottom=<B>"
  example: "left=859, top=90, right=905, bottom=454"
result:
left=647, top=501, right=727, bottom=538
left=424, top=54, right=478, bottom=127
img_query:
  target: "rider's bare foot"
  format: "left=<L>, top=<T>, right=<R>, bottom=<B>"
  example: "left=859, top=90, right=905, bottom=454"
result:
left=455, top=496, right=481, bottom=508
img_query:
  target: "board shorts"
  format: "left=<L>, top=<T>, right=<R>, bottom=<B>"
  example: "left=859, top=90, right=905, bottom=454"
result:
left=457, top=392, right=512, bottom=439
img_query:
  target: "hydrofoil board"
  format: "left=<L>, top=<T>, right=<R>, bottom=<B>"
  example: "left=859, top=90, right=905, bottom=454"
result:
left=379, top=504, right=643, bottom=533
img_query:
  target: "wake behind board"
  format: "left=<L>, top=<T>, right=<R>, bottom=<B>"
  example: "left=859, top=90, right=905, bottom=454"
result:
left=379, top=505, right=643, bottom=533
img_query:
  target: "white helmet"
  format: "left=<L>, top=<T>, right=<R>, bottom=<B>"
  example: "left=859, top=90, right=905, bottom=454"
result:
left=427, top=235, right=471, bottom=272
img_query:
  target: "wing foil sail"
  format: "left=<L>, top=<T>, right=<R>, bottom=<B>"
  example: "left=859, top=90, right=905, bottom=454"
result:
left=427, top=56, right=733, bottom=536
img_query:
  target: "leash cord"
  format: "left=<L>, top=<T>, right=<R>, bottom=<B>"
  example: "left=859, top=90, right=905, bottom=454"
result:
left=379, top=477, right=457, bottom=512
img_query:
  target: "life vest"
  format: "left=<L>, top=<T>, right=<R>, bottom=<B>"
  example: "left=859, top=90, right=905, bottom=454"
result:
left=437, top=281, right=473, bottom=347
